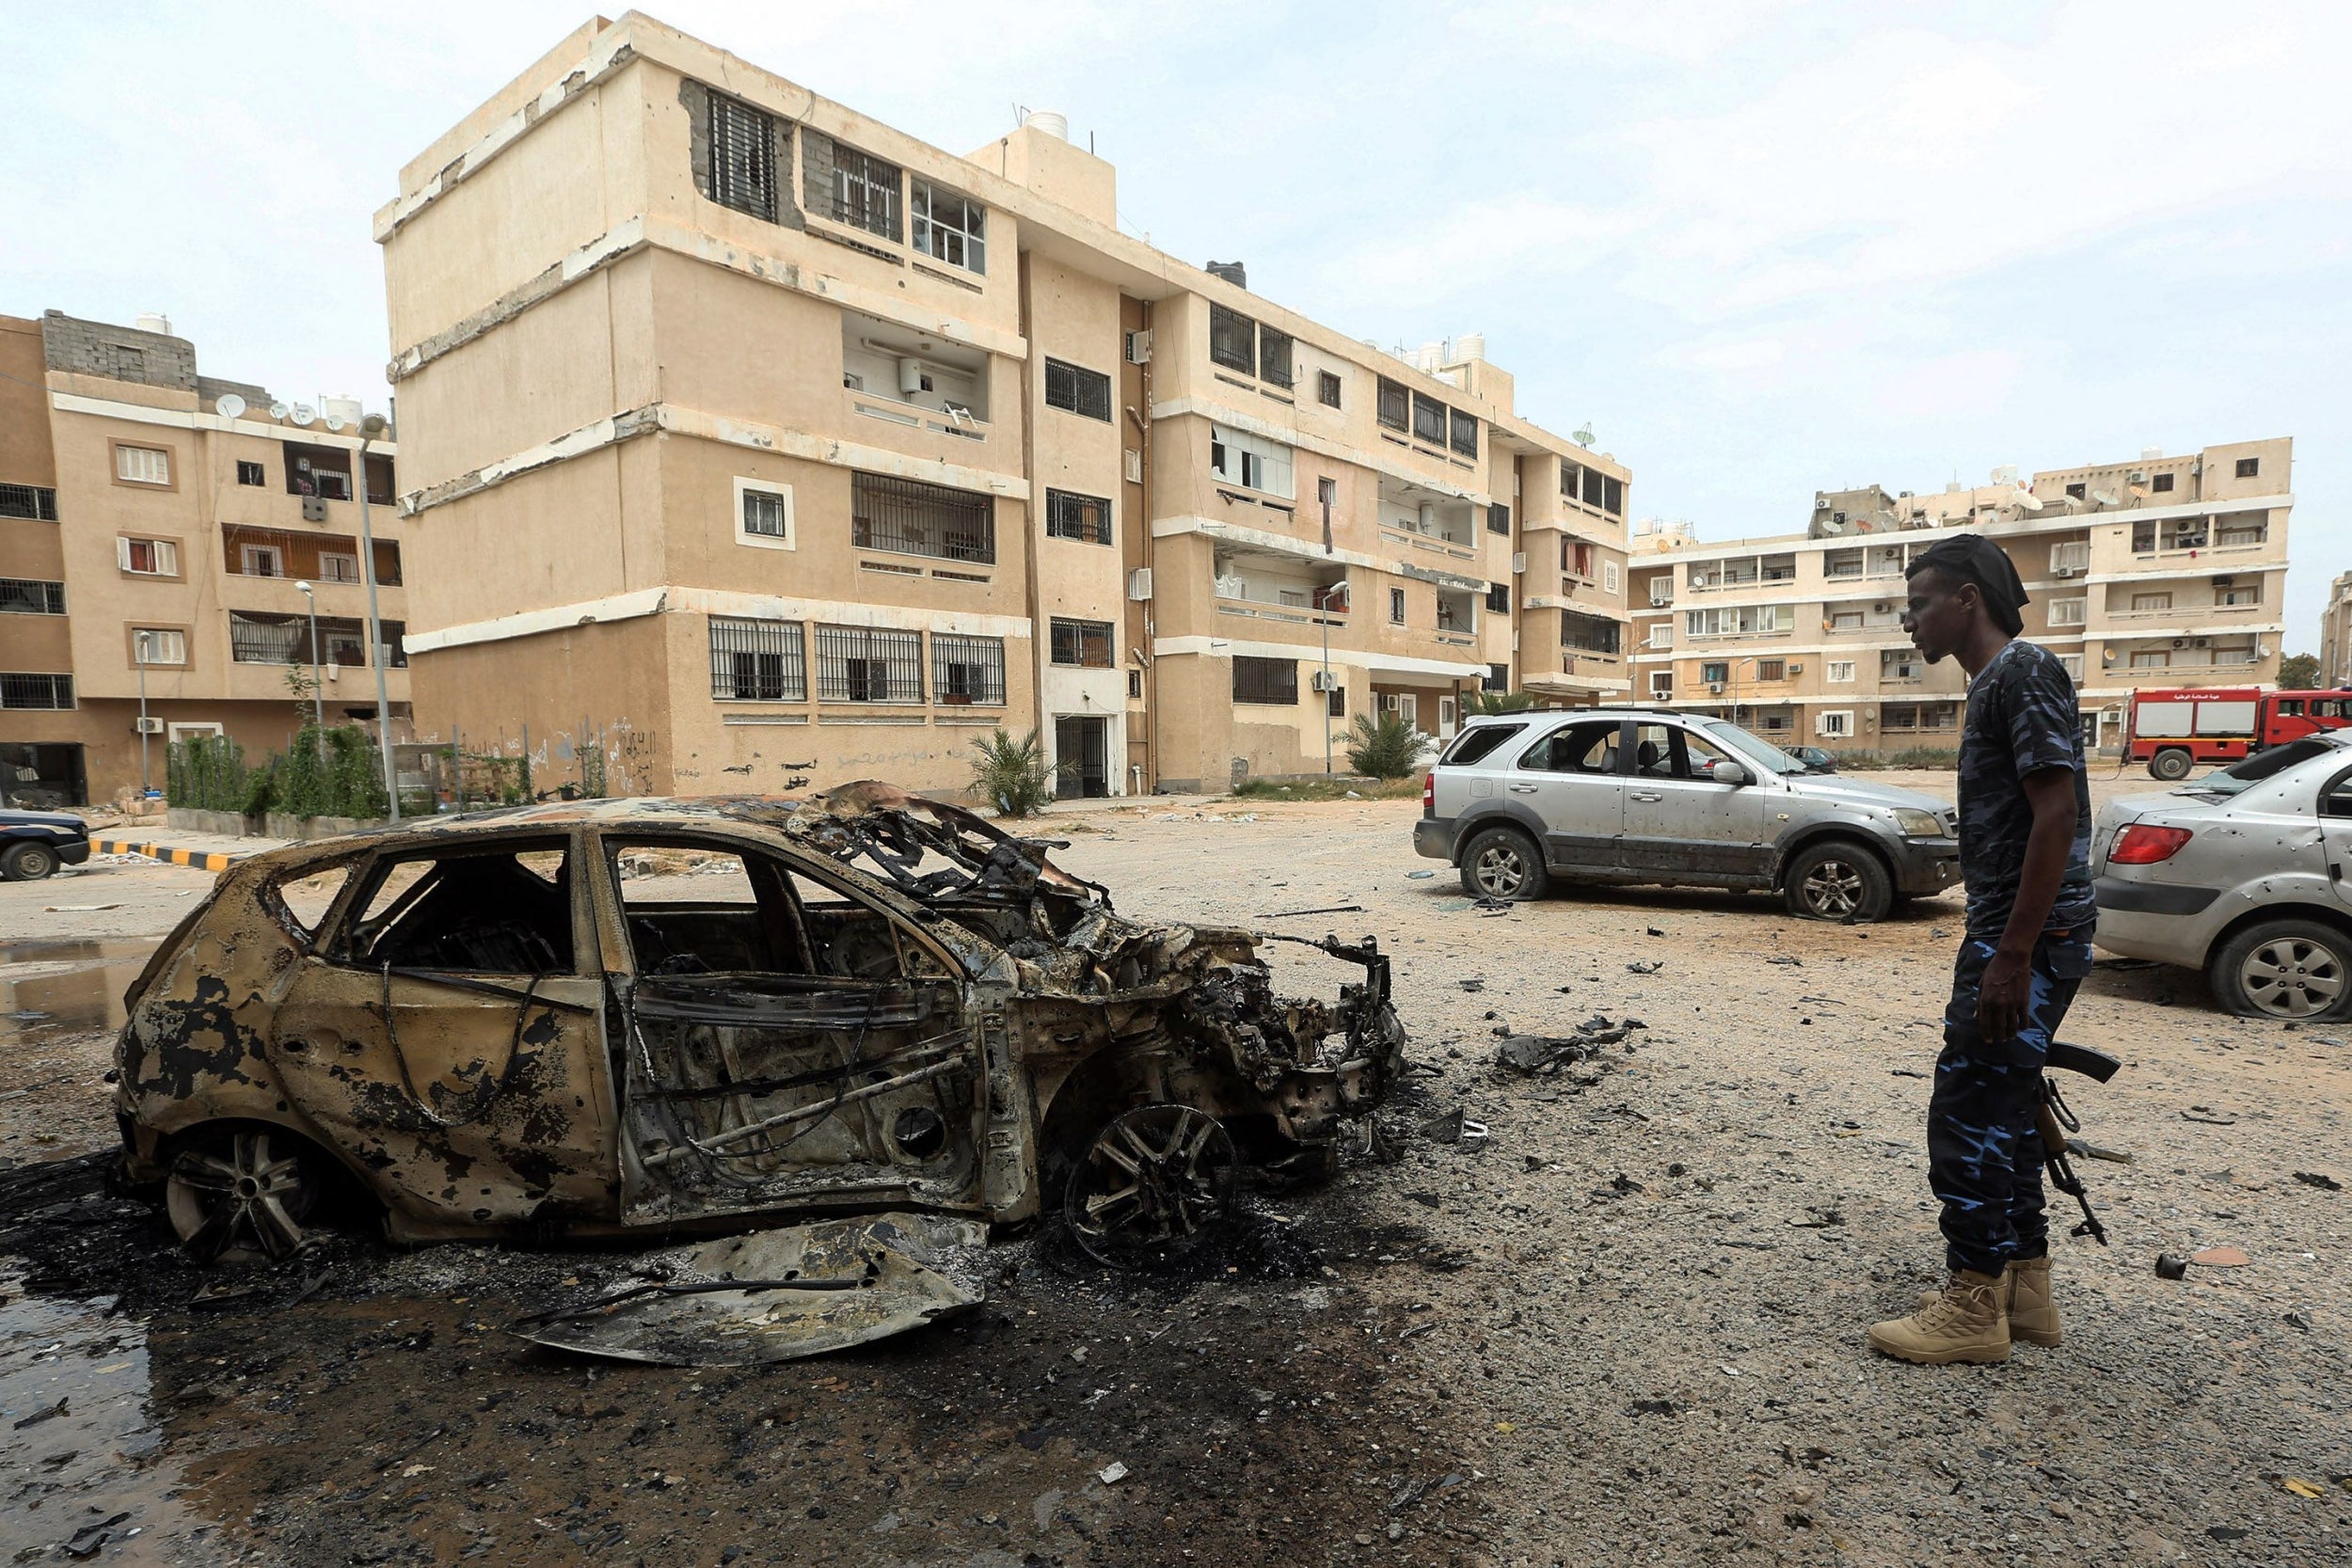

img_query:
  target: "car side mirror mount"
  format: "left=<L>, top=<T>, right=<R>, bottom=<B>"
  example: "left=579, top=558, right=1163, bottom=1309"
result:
left=1712, top=761, right=1751, bottom=787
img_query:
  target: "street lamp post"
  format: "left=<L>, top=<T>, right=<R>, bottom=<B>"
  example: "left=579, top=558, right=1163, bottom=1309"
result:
left=134, top=631, right=152, bottom=796
left=357, top=416, right=401, bottom=821
left=295, top=580, right=325, bottom=766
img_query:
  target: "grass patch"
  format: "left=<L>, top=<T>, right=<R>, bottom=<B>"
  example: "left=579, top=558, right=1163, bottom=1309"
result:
left=1232, top=776, right=1424, bottom=801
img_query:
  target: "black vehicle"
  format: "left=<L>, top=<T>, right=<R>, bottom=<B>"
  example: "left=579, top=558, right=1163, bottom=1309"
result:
left=0, top=809, right=91, bottom=880
left=1786, top=745, right=1841, bottom=774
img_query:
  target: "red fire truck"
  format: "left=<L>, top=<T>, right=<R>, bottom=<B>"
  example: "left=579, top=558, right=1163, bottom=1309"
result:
left=2127, top=688, right=2352, bottom=779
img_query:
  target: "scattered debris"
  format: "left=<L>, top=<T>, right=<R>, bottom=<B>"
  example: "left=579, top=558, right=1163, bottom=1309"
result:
left=2191, top=1245, right=2251, bottom=1268
left=1258, top=903, right=1364, bottom=918
left=2155, top=1253, right=2190, bottom=1280
left=1626, top=960, right=1663, bottom=975
left=1765, top=955, right=1803, bottom=967
left=2181, top=1111, right=2239, bottom=1126
left=2282, top=1478, right=2326, bottom=1498
left=1470, top=895, right=1515, bottom=915
left=1406, top=870, right=1435, bottom=879
left=1098, top=1461, right=1131, bottom=1484
left=1459, top=978, right=1486, bottom=992
left=2294, top=1171, right=2343, bottom=1191
left=2071, top=1140, right=2134, bottom=1164
left=1416, top=1108, right=1487, bottom=1148
left=1890, top=1068, right=1929, bottom=1079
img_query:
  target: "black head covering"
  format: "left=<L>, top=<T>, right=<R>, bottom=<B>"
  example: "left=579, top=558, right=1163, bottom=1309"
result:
left=1906, top=532, right=2027, bottom=637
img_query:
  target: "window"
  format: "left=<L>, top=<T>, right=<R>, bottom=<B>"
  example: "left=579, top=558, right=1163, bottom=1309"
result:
left=1756, top=659, right=1785, bottom=682
left=1044, top=488, right=1112, bottom=546
left=1831, top=610, right=1865, bottom=630
left=2049, top=597, right=2087, bottom=626
left=709, top=617, right=806, bottom=701
left=1376, top=377, right=1409, bottom=432
left=1922, top=702, right=1959, bottom=730
left=1208, top=306, right=1255, bottom=374
left=2049, top=541, right=2090, bottom=573
left=1699, top=661, right=1728, bottom=685
left=318, top=551, right=359, bottom=584
left=2065, top=482, right=2088, bottom=499
left=1648, top=577, right=1674, bottom=607
left=931, top=634, right=1007, bottom=704
left=1603, top=562, right=1621, bottom=594
left=2129, top=592, right=2172, bottom=612
left=1232, top=656, right=1297, bottom=705
left=1127, top=669, right=1143, bottom=699
left=823, top=141, right=901, bottom=240
left=1562, top=613, right=1620, bottom=654
left=1883, top=704, right=1919, bottom=731
left=1646, top=624, right=1672, bottom=649
left=2218, top=582, right=2262, bottom=607
left=1043, top=358, right=1112, bottom=421
left=2058, top=653, right=2084, bottom=681
left=1488, top=502, right=1511, bottom=535
left=0, top=579, right=65, bottom=615
left=850, top=473, right=993, bottom=562
left=1049, top=617, right=1115, bottom=669
left=1486, top=663, right=1510, bottom=690
left=1883, top=648, right=1923, bottom=679
left=1603, top=476, right=1624, bottom=515
left=2236, top=456, right=2261, bottom=479
left=236, top=460, right=265, bottom=487
left=1827, top=660, right=1856, bottom=683
left=1817, top=710, right=1852, bottom=738
left=911, top=180, right=985, bottom=273
left=1583, top=467, right=1607, bottom=511
left=1649, top=671, right=1674, bottom=696
left=1317, top=371, right=1342, bottom=409
left=0, top=673, right=73, bottom=710
left=2130, top=650, right=2169, bottom=669
left=1486, top=583, right=1511, bottom=613
left=132, top=628, right=187, bottom=666
left=1327, top=683, right=1346, bottom=718
left=706, top=90, right=780, bottom=222
left=118, top=537, right=179, bottom=576
left=1685, top=605, right=1789, bottom=637
left=1520, top=721, right=1623, bottom=775
left=1449, top=408, right=1477, bottom=458
left=1208, top=424, right=1295, bottom=498
left=1389, top=586, right=1406, bottom=625
left=2217, top=517, right=2267, bottom=546
left=2152, top=473, right=2175, bottom=493
left=815, top=624, right=922, bottom=702
left=115, top=444, right=170, bottom=485
left=2214, top=639, right=2259, bottom=665
left=240, top=544, right=282, bottom=578
left=1411, top=392, right=1447, bottom=445
left=1259, top=330, right=1294, bottom=389
left=1566, top=540, right=1596, bottom=578
left=0, top=483, right=58, bottom=520
left=736, top=480, right=793, bottom=548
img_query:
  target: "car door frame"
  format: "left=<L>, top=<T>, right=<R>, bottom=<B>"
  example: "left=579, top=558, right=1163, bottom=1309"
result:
left=1504, top=718, right=1633, bottom=877
left=1619, top=721, right=1774, bottom=885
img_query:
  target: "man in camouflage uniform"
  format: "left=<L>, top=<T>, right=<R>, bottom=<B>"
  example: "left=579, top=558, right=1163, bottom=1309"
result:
left=1870, top=534, right=2096, bottom=1365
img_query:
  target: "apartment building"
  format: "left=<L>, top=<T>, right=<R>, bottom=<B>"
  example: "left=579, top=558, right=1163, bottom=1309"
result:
left=1629, top=439, right=2293, bottom=754
left=0, top=311, right=409, bottom=807
left=2320, top=570, right=2352, bottom=689
left=374, top=13, right=1629, bottom=800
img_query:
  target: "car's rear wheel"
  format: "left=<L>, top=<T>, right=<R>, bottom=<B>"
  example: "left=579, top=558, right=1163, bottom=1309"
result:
left=1, top=841, right=60, bottom=881
left=1459, top=826, right=1550, bottom=901
left=2211, top=919, right=2352, bottom=1022
left=2149, top=748, right=2194, bottom=782
left=1064, top=1102, right=1239, bottom=1268
left=1783, top=840, right=1893, bottom=923
left=165, top=1126, right=329, bottom=1265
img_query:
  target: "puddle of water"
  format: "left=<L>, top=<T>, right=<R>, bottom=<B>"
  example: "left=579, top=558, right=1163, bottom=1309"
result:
left=0, top=1269, right=217, bottom=1564
left=0, top=940, right=155, bottom=1048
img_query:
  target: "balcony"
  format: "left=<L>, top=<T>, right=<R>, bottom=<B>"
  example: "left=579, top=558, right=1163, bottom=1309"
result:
left=2129, top=513, right=2270, bottom=560
left=1377, top=476, right=1478, bottom=562
left=230, top=611, right=407, bottom=669
left=841, top=309, right=992, bottom=444
left=1212, top=550, right=1347, bottom=629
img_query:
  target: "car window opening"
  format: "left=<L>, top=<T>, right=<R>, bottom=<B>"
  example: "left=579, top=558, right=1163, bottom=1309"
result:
left=345, top=844, right=575, bottom=974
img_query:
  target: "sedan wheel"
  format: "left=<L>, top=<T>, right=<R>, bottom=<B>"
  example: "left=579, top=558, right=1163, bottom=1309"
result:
left=2228, top=927, right=2349, bottom=1020
left=1065, top=1103, right=1238, bottom=1268
left=165, top=1128, right=323, bottom=1265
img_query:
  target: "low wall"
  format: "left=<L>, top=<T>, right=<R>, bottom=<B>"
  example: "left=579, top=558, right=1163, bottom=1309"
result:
left=167, top=807, right=389, bottom=841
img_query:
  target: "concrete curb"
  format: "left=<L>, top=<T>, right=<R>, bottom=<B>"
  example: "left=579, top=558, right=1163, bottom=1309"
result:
left=89, top=838, right=246, bottom=872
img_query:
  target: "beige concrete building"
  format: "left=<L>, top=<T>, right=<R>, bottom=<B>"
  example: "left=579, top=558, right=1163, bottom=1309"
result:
left=374, top=12, right=1629, bottom=800
left=0, top=311, right=409, bottom=806
left=2320, top=570, right=2352, bottom=689
left=1628, top=439, right=2294, bottom=755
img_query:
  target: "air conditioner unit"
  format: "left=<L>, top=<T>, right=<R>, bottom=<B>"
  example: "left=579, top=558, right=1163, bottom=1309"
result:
left=1874, top=603, right=1891, bottom=613
left=2054, top=565, right=2079, bottom=578
left=2128, top=469, right=2150, bottom=484
left=1127, top=567, right=1153, bottom=601
left=1124, top=330, right=1152, bottom=364
left=1689, top=573, right=1708, bottom=587
left=301, top=496, right=327, bottom=523
left=1708, top=682, right=1724, bottom=694
left=1511, top=552, right=1527, bottom=575
left=2193, top=638, right=2209, bottom=648
left=325, top=662, right=342, bottom=681
left=2172, top=638, right=2187, bottom=649
left=134, top=717, right=165, bottom=735
left=1123, top=450, right=1142, bottom=484
left=1310, top=669, right=1338, bottom=692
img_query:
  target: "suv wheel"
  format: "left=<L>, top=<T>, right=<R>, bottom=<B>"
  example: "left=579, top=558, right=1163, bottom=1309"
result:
left=2211, top=919, right=2352, bottom=1022
left=1783, top=840, right=1893, bottom=923
left=165, top=1126, right=329, bottom=1265
left=1460, top=826, right=1549, bottom=901
left=1, top=841, right=61, bottom=881
left=2149, top=748, right=2194, bottom=782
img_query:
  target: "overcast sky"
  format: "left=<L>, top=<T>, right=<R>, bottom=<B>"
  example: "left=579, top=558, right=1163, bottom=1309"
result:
left=6, top=0, right=2344, bottom=641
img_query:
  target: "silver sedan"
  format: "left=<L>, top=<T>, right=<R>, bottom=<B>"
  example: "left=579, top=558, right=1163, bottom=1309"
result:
left=2092, top=732, right=2352, bottom=1020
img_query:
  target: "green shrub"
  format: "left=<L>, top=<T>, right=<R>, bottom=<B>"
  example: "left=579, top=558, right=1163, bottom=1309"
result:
left=1468, top=689, right=1535, bottom=715
left=166, top=735, right=249, bottom=812
left=970, top=727, right=1053, bottom=816
left=1344, top=712, right=1422, bottom=779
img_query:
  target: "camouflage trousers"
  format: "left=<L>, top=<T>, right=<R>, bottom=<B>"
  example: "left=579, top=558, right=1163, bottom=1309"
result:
left=1929, top=927, right=2094, bottom=1276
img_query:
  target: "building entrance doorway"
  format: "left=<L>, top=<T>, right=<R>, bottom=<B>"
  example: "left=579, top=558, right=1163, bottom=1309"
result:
left=0, top=743, right=87, bottom=807
left=1054, top=716, right=1110, bottom=799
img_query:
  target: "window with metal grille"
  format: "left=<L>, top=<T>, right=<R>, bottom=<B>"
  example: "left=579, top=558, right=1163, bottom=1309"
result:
left=1232, top=656, right=1297, bottom=705
left=850, top=472, right=994, bottom=563
left=931, top=634, right=1006, bottom=705
left=816, top=624, right=922, bottom=702
left=1259, top=329, right=1294, bottom=388
left=827, top=143, right=900, bottom=238
left=1376, top=377, right=1408, bottom=432
left=236, top=460, right=265, bottom=487
left=2151, top=473, right=2174, bottom=493
left=0, top=579, right=65, bottom=614
left=1756, top=658, right=1785, bottom=681
left=1208, top=306, right=1255, bottom=374
left=1450, top=409, right=1477, bottom=457
left=0, top=483, right=57, bottom=520
left=1561, top=613, right=1619, bottom=654
left=1411, top=393, right=1447, bottom=445
left=1487, top=502, right=1511, bottom=535
left=1486, top=663, right=1509, bottom=691
left=1389, top=586, right=1406, bottom=624
left=1043, top=358, right=1112, bottom=421
left=912, top=180, right=985, bottom=273
left=1486, top=583, right=1510, bottom=613
left=0, top=673, right=73, bottom=710
left=2236, top=456, right=2261, bottom=479
left=709, top=616, right=806, bottom=702
left=1317, top=371, right=1342, bottom=409
left=1049, top=618, right=1114, bottom=668
left=1045, top=489, right=1112, bottom=546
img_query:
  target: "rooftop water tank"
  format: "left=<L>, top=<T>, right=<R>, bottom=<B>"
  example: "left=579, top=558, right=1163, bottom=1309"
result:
left=135, top=312, right=172, bottom=336
left=1023, top=109, right=1068, bottom=141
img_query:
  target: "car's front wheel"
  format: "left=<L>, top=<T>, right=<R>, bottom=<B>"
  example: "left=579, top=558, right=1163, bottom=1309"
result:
left=1783, top=839, right=1893, bottom=923
left=165, top=1126, right=332, bottom=1265
left=2211, top=919, right=2352, bottom=1022
left=1459, top=826, right=1550, bottom=901
left=0, top=841, right=61, bottom=881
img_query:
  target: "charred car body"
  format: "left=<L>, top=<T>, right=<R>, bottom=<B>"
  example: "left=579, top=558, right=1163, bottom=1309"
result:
left=113, top=785, right=1405, bottom=1268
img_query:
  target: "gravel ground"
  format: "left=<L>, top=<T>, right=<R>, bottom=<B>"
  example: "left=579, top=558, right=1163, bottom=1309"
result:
left=2, top=769, right=2349, bottom=1565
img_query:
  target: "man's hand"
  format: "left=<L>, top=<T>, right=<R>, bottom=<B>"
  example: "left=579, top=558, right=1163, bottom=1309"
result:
left=1978, top=946, right=2033, bottom=1043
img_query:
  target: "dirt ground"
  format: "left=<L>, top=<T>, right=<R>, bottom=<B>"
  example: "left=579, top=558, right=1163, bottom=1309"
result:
left=4, top=768, right=2350, bottom=1566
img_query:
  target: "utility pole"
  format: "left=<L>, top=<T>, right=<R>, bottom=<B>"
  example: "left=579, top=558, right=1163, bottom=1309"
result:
left=134, top=631, right=151, bottom=796
left=295, top=580, right=325, bottom=764
left=357, top=415, right=400, bottom=820
left=1319, top=477, right=1337, bottom=775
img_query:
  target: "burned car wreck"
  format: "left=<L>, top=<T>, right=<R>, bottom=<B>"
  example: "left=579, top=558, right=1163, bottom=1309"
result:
left=112, top=785, right=1406, bottom=1298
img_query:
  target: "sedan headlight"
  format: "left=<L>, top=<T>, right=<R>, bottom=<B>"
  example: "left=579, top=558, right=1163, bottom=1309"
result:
left=1893, top=808, right=1947, bottom=838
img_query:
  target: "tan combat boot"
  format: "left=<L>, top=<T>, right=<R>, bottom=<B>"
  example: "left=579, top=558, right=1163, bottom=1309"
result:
left=1915, top=1257, right=2059, bottom=1347
left=1870, top=1270, right=2010, bottom=1364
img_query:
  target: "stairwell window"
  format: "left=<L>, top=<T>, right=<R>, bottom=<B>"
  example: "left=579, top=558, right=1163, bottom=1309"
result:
left=1317, top=371, right=1342, bottom=409
left=1827, top=660, right=1856, bottom=683
left=0, top=579, right=66, bottom=615
left=810, top=136, right=901, bottom=240
left=1049, top=618, right=1114, bottom=669
left=236, top=460, right=266, bottom=487
left=1389, top=587, right=1406, bottom=625
left=2049, top=597, right=2088, bottom=626
left=1043, top=358, right=1112, bottom=421
left=132, top=628, right=188, bottom=666
left=1045, top=489, right=1113, bottom=546
left=911, top=181, right=985, bottom=274
left=0, top=673, right=73, bottom=710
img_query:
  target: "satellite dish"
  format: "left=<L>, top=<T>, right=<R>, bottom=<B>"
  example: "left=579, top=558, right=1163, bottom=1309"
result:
left=1572, top=424, right=1596, bottom=447
left=291, top=404, right=317, bottom=426
left=324, top=413, right=346, bottom=433
left=268, top=401, right=290, bottom=420
left=215, top=393, right=246, bottom=420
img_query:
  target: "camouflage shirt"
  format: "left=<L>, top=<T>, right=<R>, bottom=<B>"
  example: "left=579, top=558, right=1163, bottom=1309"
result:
left=1957, top=638, right=2097, bottom=939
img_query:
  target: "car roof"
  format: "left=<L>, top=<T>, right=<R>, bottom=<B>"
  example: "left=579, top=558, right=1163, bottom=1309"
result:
left=1459, top=706, right=1692, bottom=727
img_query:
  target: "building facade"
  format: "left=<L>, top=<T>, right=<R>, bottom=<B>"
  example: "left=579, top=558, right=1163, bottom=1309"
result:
left=2320, top=570, right=2352, bottom=689
left=0, top=311, right=410, bottom=807
left=374, top=13, right=1630, bottom=800
left=1628, top=440, right=2293, bottom=755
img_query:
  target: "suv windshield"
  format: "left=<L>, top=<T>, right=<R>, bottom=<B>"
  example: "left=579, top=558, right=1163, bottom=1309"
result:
left=1696, top=719, right=1807, bottom=776
left=2186, top=736, right=2343, bottom=797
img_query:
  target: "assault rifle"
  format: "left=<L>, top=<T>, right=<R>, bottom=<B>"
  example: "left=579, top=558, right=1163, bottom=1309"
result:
left=2042, top=1041, right=2123, bottom=1245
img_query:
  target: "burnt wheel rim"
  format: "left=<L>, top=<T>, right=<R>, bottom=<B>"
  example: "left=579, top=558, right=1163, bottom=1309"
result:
left=1472, top=841, right=1528, bottom=897
left=2239, top=936, right=2345, bottom=1019
left=166, top=1130, right=316, bottom=1264
left=1799, top=859, right=1865, bottom=918
left=1066, top=1103, right=1238, bottom=1268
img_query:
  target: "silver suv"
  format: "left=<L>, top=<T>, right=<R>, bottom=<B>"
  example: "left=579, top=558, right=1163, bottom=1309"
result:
left=1413, top=708, right=1960, bottom=922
